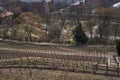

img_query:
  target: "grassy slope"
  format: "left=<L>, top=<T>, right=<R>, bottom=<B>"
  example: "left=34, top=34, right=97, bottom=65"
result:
left=0, top=69, right=119, bottom=80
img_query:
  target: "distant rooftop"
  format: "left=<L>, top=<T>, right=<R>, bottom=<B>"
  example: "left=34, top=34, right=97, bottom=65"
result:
left=113, top=2, right=120, bottom=10
left=71, top=0, right=85, bottom=6
left=0, top=11, right=14, bottom=18
left=20, top=0, right=52, bottom=3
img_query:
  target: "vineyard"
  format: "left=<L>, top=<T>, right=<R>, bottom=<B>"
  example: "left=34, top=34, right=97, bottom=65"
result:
left=0, top=41, right=120, bottom=80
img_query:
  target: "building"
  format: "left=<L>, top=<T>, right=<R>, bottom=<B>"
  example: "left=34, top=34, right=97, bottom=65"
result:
left=113, top=2, right=120, bottom=10
left=0, top=10, right=14, bottom=24
left=0, top=11, right=14, bottom=18
left=53, top=0, right=85, bottom=5
left=0, top=6, right=4, bottom=12
left=104, top=0, right=120, bottom=6
left=86, top=0, right=120, bottom=7
left=20, top=0, right=53, bottom=13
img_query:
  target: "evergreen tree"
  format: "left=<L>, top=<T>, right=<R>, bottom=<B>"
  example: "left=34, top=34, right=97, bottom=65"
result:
left=73, top=22, right=88, bottom=45
left=116, top=39, right=120, bottom=56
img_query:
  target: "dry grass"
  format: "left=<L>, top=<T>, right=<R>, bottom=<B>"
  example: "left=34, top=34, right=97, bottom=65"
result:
left=0, top=69, right=119, bottom=80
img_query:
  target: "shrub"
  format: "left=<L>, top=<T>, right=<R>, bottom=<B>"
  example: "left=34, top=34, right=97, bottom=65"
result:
left=73, top=23, right=88, bottom=45
left=116, top=39, right=120, bottom=56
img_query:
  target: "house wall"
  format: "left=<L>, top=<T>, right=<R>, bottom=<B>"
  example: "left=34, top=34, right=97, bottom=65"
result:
left=53, top=0, right=86, bottom=5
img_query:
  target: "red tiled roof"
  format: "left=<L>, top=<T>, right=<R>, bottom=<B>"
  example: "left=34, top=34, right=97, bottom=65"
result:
left=0, top=11, right=14, bottom=18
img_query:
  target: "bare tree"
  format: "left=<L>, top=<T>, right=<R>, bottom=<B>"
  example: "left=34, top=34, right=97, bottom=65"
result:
left=111, top=23, right=120, bottom=40
left=94, top=7, right=119, bottom=44
left=48, top=13, right=66, bottom=43
left=14, top=12, right=42, bottom=41
left=1, top=15, right=13, bottom=39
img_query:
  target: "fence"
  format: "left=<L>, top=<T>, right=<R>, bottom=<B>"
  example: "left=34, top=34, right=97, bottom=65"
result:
left=0, top=48, right=119, bottom=77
